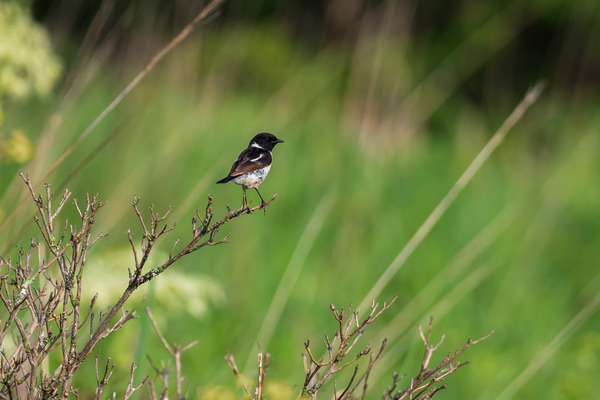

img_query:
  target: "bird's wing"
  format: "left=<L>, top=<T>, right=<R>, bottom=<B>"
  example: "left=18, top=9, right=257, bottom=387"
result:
left=227, top=147, right=272, bottom=177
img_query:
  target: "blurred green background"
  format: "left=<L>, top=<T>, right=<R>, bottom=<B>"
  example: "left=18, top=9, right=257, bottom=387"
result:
left=1, top=0, right=600, bottom=398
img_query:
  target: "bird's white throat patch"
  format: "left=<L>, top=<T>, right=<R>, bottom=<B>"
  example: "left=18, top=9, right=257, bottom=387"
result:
left=233, top=165, right=271, bottom=189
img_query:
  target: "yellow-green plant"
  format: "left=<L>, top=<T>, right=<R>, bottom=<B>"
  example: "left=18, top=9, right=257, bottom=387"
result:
left=0, top=1, right=61, bottom=100
left=0, top=2, right=61, bottom=165
left=0, top=125, right=34, bottom=164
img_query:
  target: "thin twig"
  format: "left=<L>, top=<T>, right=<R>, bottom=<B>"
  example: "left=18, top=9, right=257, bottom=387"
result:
left=123, top=363, right=149, bottom=400
left=225, top=353, right=252, bottom=397
left=146, top=307, right=198, bottom=400
left=384, top=317, right=493, bottom=400
left=146, top=308, right=174, bottom=356
left=302, top=298, right=396, bottom=398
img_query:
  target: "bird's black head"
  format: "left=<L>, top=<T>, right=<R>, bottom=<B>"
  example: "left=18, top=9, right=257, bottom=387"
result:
left=250, top=132, right=284, bottom=151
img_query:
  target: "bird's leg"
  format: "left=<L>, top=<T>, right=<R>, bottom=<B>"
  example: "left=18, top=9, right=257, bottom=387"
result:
left=255, top=188, right=266, bottom=207
left=242, top=188, right=247, bottom=209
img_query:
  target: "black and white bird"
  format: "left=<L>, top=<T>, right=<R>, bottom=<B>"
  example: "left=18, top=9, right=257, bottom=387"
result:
left=216, top=132, right=284, bottom=208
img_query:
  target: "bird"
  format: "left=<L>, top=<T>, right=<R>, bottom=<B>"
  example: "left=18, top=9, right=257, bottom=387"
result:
left=216, top=132, right=284, bottom=208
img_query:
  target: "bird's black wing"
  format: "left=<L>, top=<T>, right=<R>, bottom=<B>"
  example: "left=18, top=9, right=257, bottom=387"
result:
left=225, top=147, right=272, bottom=178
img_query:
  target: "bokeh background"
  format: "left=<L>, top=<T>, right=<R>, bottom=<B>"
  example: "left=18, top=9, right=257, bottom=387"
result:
left=1, top=0, right=600, bottom=398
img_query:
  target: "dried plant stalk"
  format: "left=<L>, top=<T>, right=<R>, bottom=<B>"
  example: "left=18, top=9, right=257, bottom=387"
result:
left=0, top=174, right=277, bottom=398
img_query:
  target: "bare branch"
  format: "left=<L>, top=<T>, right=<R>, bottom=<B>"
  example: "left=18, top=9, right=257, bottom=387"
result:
left=384, top=317, right=494, bottom=400
left=123, top=363, right=148, bottom=400
left=225, top=353, right=252, bottom=397
left=146, top=308, right=174, bottom=356
left=302, top=298, right=396, bottom=398
left=94, top=351, right=114, bottom=400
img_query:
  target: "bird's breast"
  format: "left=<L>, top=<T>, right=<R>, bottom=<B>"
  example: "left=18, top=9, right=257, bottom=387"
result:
left=233, top=165, right=271, bottom=189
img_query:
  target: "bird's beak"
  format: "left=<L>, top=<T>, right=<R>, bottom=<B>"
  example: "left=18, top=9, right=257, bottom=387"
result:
left=277, top=139, right=284, bottom=143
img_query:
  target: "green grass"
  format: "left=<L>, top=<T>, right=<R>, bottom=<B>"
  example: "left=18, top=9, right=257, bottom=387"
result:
left=2, top=18, right=600, bottom=399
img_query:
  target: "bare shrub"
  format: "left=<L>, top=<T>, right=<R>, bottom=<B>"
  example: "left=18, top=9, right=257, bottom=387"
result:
left=0, top=174, right=275, bottom=398
left=226, top=300, right=493, bottom=400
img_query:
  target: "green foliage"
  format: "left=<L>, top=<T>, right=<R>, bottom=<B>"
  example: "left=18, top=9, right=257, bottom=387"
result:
left=1, top=2, right=600, bottom=398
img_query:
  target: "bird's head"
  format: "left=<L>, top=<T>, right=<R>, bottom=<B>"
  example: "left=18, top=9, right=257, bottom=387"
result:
left=250, top=132, right=284, bottom=151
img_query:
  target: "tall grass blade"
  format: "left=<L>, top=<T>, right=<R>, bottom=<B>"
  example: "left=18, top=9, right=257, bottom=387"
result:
left=494, top=286, right=600, bottom=400
left=357, top=82, right=546, bottom=314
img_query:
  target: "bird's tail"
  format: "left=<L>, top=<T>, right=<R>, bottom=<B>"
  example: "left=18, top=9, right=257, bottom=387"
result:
left=216, top=176, right=234, bottom=184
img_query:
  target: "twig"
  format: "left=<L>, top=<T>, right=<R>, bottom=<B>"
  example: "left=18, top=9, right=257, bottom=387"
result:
left=2, top=161, right=277, bottom=396
left=146, top=308, right=174, bottom=355
left=302, top=298, right=396, bottom=398
left=384, top=317, right=494, bottom=400
left=94, top=351, right=115, bottom=400
left=123, top=363, right=149, bottom=400
left=225, top=353, right=252, bottom=397
left=146, top=308, right=198, bottom=400
left=256, top=352, right=269, bottom=400
left=146, top=355, right=169, bottom=400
